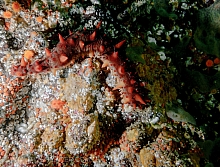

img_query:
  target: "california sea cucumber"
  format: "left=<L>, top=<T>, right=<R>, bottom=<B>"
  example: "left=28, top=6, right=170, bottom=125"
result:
left=11, top=21, right=146, bottom=108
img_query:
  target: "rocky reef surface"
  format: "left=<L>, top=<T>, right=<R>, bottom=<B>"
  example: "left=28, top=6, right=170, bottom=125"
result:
left=0, top=0, right=220, bottom=166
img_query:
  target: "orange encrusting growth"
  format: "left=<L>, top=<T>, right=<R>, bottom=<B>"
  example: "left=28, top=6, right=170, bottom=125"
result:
left=206, top=59, right=214, bottom=67
left=36, top=16, right=43, bottom=23
left=214, top=57, right=220, bottom=65
left=51, top=99, right=66, bottom=110
left=12, top=1, right=21, bottom=12
left=3, top=11, right=13, bottom=18
left=24, top=50, right=35, bottom=59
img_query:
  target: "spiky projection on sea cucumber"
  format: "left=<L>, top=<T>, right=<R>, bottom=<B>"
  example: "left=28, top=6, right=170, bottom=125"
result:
left=11, top=22, right=146, bottom=107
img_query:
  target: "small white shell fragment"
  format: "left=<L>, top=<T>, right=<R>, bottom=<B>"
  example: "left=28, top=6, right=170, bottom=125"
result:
left=149, top=117, right=160, bottom=124
left=158, top=51, right=166, bottom=61
left=90, top=0, right=100, bottom=5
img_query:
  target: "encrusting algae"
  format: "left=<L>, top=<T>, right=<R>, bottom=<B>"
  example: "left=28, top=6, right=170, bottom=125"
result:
left=136, top=46, right=177, bottom=107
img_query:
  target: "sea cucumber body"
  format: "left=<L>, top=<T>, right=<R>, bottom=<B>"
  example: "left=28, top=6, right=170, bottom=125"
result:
left=11, top=24, right=145, bottom=107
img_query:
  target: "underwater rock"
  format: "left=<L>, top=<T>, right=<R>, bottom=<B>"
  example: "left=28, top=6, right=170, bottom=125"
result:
left=65, top=113, right=100, bottom=154
left=194, top=0, right=220, bottom=57
left=153, top=0, right=178, bottom=20
left=140, top=148, right=156, bottom=166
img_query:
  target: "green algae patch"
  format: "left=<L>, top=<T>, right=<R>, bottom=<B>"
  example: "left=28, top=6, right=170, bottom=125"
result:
left=153, top=0, right=178, bottom=20
left=126, top=37, right=146, bottom=64
left=126, top=46, right=145, bottom=64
